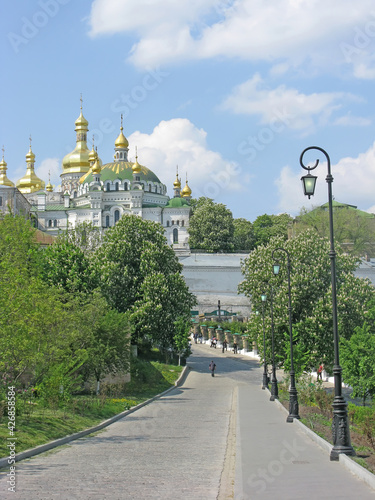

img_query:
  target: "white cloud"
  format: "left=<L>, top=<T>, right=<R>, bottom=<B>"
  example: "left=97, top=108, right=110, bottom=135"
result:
left=220, top=74, right=358, bottom=132
left=276, top=142, right=375, bottom=215
left=88, top=0, right=375, bottom=76
left=128, top=118, right=246, bottom=200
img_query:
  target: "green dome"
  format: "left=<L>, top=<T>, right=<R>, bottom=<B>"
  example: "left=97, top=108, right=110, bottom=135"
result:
left=82, top=161, right=161, bottom=184
left=165, top=197, right=190, bottom=208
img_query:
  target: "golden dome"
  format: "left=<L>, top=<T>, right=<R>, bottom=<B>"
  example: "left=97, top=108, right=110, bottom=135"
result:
left=173, top=174, right=181, bottom=189
left=132, top=157, right=141, bottom=174
left=62, top=104, right=90, bottom=174
left=16, top=145, right=45, bottom=194
left=46, top=181, right=53, bottom=192
left=0, top=148, right=14, bottom=187
left=115, top=126, right=129, bottom=149
left=89, top=144, right=97, bottom=163
left=181, top=179, right=192, bottom=197
left=92, top=157, right=101, bottom=175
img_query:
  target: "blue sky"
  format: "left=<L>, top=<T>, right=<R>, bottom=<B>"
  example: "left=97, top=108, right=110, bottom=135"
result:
left=2, top=0, right=375, bottom=221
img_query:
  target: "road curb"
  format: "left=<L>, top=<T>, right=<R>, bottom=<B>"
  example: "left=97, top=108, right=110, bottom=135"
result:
left=0, top=364, right=190, bottom=469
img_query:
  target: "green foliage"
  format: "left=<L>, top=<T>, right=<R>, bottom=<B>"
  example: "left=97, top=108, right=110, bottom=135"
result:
left=282, top=330, right=310, bottom=379
left=233, top=218, right=255, bottom=252
left=295, top=205, right=375, bottom=257
left=94, top=215, right=196, bottom=347
left=188, top=198, right=234, bottom=252
left=173, top=317, right=192, bottom=362
left=341, top=322, right=375, bottom=405
left=253, top=213, right=291, bottom=248
left=239, top=229, right=375, bottom=373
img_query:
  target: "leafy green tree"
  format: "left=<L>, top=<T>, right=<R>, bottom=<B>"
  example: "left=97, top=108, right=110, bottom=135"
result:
left=40, top=240, right=98, bottom=295
left=94, top=215, right=196, bottom=346
left=173, top=317, right=192, bottom=365
left=239, top=229, right=374, bottom=373
left=59, top=221, right=102, bottom=254
left=188, top=198, right=234, bottom=252
left=253, top=213, right=292, bottom=248
left=295, top=205, right=375, bottom=257
left=341, top=322, right=375, bottom=405
left=233, top=218, right=255, bottom=252
left=79, top=294, right=131, bottom=394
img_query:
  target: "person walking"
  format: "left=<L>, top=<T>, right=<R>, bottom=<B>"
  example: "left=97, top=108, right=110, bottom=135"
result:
left=222, top=339, right=228, bottom=353
left=209, top=360, right=216, bottom=377
left=317, top=363, right=324, bottom=380
left=233, top=340, right=238, bottom=354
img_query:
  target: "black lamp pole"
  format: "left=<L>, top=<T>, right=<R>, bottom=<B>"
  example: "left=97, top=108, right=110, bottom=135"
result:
left=272, top=248, right=300, bottom=422
left=261, top=294, right=268, bottom=390
left=269, top=286, right=279, bottom=401
left=300, top=146, right=355, bottom=460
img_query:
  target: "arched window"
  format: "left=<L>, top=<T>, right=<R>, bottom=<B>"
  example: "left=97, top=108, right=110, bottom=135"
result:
left=173, top=228, right=178, bottom=243
left=149, top=184, right=152, bottom=192
left=115, top=182, right=119, bottom=191
left=73, top=191, right=77, bottom=198
left=54, top=219, right=58, bottom=227
left=166, top=220, right=170, bottom=227
left=120, top=152, right=123, bottom=159
left=177, top=220, right=180, bottom=226
left=106, top=183, right=111, bottom=191
left=0, top=196, right=2, bottom=206
left=124, top=182, right=128, bottom=191
left=116, top=152, right=119, bottom=159
left=105, top=215, right=110, bottom=227
left=181, top=220, right=184, bottom=227
left=114, top=210, right=120, bottom=223
left=172, top=220, right=175, bottom=226
left=48, top=220, right=52, bottom=228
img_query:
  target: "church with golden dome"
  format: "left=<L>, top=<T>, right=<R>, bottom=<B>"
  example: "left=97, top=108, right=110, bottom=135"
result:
left=0, top=103, right=192, bottom=251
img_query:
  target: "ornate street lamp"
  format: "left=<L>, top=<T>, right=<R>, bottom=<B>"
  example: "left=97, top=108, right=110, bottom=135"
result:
left=272, top=247, right=300, bottom=422
left=300, top=146, right=355, bottom=460
left=261, top=293, right=269, bottom=390
left=269, top=286, right=279, bottom=401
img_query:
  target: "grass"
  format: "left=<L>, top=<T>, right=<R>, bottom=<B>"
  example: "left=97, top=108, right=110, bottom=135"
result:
left=0, top=358, right=183, bottom=459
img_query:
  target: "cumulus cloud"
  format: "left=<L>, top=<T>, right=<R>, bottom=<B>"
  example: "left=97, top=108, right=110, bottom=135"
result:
left=128, top=118, right=245, bottom=200
left=36, top=158, right=61, bottom=191
left=220, top=74, right=360, bottom=132
left=276, top=143, right=375, bottom=215
left=88, top=0, right=375, bottom=76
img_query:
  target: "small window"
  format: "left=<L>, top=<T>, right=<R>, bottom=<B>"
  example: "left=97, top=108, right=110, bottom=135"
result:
left=48, top=220, right=52, bottom=228
left=106, top=183, right=110, bottom=191
left=166, top=220, right=170, bottom=227
left=173, top=228, right=178, bottom=243
left=54, top=219, right=58, bottom=227
left=124, top=182, right=128, bottom=191
left=177, top=220, right=180, bottom=226
left=105, top=215, right=110, bottom=227
left=0, top=196, right=2, bottom=207
left=120, top=152, right=123, bottom=159
left=115, top=182, right=119, bottom=191
left=181, top=220, right=184, bottom=227
left=114, top=210, right=120, bottom=223
left=73, top=191, right=77, bottom=198
left=172, top=220, right=175, bottom=226
left=149, top=185, right=152, bottom=192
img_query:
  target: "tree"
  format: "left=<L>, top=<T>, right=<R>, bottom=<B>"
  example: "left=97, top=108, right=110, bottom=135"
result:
left=94, top=215, right=196, bottom=346
left=239, top=229, right=375, bottom=373
left=341, top=322, right=375, bottom=405
left=188, top=198, right=234, bottom=252
left=295, top=204, right=375, bottom=257
left=253, top=213, right=292, bottom=248
left=173, top=317, right=192, bottom=365
left=233, top=218, right=255, bottom=252
left=79, top=293, right=131, bottom=394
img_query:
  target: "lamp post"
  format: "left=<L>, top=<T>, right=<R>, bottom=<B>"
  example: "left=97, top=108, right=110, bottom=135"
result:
left=269, top=286, right=279, bottom=401
left=261, top=293, right=269, bottom=390
left=272, top=248, right=300, bottom=422
left=300, top=146, right=355, bottom=460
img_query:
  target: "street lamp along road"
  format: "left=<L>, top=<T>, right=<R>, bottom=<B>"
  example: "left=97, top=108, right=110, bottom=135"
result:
left=269, top=286, right=279, bottom=401
left=300, top=146, right=355, bottom=461
left=261, top=293, right=269, bottom=390
left=272, top=247, right=300, bottom=422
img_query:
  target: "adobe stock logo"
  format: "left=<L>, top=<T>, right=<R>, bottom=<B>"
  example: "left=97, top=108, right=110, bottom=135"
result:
left=7, top=0, right=72, bottom=54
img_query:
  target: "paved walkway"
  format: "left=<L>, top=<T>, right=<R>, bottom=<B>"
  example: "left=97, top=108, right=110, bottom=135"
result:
left=0, top=344, right=374, bottom=499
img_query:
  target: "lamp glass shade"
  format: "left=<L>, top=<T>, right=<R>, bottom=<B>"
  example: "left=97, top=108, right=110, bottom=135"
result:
left=261, top=294, right=267, bottom=302
left=301, top=173, right=317, bottom=199
left=273, top=264, right=280, bottom=276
